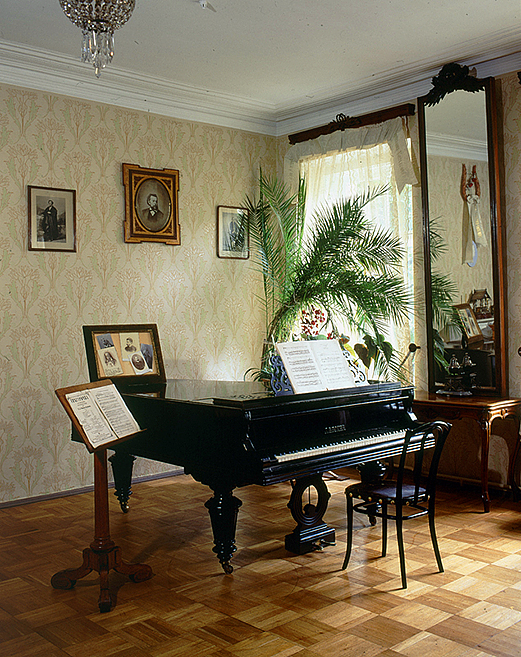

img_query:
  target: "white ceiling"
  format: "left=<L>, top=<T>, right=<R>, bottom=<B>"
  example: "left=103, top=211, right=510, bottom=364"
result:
left=0, top=0, right=520, bottom=135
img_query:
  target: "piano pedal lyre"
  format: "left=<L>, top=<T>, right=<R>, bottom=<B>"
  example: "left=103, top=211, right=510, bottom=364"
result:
left=285, top=475, right=336, bottom=555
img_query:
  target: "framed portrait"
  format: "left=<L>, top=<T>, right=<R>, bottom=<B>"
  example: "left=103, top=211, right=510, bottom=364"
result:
left=28, top=185, right=76, bottom=252
left=454, top=303, right=483, bottom=344
left=122, top=163, right=180, bottom=245
left=83, top=323, right=166, bottom=388
left=217, top=206, right=249, bottom=259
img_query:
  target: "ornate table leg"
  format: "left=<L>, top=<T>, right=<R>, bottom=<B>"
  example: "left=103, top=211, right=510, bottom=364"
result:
left=480, top=414, right=492, bottom=513
left=285, top=475, right=335, bottom=554
left=109, top=451, right=136, bottom=512
left=508, top=411, right=521, bottom=502
left=51, top=449, right=153, bottom=612
left=205, top=489, right=242, bottom=574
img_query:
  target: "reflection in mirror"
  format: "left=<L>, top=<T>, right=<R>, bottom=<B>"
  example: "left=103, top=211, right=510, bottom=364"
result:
left=418, top=64, right=507, bottom=397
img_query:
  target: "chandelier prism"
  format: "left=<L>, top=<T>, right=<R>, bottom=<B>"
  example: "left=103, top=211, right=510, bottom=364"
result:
left=59, top=0, right=135, bottom=77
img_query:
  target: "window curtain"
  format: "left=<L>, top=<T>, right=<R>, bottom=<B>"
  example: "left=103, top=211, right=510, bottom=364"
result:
left=284, top=117, right=417, bottom=194
left=283, top=116, right=418, bottom=378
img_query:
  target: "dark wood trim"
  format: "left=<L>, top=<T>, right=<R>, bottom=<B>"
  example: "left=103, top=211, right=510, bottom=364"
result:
left=287, top=103, right=416, bottom=145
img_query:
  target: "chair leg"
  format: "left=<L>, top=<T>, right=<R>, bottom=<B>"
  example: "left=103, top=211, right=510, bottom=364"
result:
left=428, top=501, right=444, bottom=573
left=381, top=501, right=388, bottom=557
left=342, top=494, right=354, bottom=570
left=395, top=506, right=407, bottom=589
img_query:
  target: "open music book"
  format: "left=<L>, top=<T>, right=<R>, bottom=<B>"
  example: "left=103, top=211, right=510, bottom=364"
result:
left=276, top=340, right=359, bottom=394
left=56, top=380, right=142, bottom=452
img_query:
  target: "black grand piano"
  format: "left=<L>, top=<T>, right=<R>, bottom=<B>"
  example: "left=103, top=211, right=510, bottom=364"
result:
left=105, top=378, right=427, bottom=573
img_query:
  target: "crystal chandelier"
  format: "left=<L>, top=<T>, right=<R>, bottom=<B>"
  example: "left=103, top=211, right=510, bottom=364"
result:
left=59, top=0, right=136, bottom=77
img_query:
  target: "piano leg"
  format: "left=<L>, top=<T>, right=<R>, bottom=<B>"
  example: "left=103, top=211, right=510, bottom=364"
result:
left=285, top=475, right=336, bottom=554
left=204, top=489, right=242, bottom=574
left=108, top=452, right=136, bottom=513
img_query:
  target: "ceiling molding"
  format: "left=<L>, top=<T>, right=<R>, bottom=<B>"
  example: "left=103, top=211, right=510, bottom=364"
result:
left=0, top=40, right=278, bottom=135
left=0, top=38, right=520, bottom=138
left=427, top=134, right=488, bottom=161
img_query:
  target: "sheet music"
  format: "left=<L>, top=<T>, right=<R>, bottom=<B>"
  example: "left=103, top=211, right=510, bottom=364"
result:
left=276, top=340, right=357, bottom=394
left=277, top=342, right=324, bottom=393
left=311, top=340, right=356, bottom=389
left=89, top=385, right=141, bottom=438
left=65, top=384, right=140, bottom=449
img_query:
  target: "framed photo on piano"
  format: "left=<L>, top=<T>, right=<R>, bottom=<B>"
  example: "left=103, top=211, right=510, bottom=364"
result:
left=83, top=323, right=166, bottom=387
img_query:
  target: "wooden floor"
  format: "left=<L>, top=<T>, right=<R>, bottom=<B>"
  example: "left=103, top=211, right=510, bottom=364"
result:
left=2, top=471, right=521, bottom=657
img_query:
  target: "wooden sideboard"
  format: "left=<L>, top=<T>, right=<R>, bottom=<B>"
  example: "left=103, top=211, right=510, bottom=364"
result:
left=413, top=392, right=521, bottom=512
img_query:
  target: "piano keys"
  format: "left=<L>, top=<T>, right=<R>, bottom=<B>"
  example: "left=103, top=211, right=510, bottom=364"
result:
left=103, top=379, right=427, bottom=573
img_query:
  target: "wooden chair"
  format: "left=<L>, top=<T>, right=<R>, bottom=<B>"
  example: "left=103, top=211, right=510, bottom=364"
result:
left=342, top=420, right=451, bottom=589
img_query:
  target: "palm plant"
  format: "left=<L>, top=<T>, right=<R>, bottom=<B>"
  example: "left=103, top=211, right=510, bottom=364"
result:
left=243, top=171, right=413, bottom=380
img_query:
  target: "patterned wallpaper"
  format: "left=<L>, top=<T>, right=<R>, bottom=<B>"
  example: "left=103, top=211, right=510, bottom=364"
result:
left=1, top=72, right=520, bottom=503
left=0, top=83, right=277, bottom=503
left=502, top=73, right=521, bottom=395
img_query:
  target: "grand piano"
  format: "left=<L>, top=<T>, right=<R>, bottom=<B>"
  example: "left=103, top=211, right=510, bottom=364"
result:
left=104, top=378, right=430, bottom=573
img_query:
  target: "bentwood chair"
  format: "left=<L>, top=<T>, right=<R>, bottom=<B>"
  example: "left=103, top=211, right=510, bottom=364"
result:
left=342, top=420, right=451, bottom=589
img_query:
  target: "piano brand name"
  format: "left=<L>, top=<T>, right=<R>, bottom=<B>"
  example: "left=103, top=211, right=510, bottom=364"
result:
left=324, top=424, right=345, bottom=434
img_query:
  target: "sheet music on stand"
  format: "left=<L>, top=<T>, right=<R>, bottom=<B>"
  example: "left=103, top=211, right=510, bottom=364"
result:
left=276, top=340, right=359, bottom=394
left=56, top=380, right=143, bottom=452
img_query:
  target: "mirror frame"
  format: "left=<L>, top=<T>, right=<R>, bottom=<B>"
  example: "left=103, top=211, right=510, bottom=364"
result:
left=418, top=64, right=507, bottom=397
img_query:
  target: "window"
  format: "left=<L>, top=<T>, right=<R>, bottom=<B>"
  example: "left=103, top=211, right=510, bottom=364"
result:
left=297, top=139, right=415, bottom=378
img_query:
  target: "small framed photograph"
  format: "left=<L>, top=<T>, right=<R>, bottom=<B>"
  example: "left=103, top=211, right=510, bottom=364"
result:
left=28, top=185, right=76, bottom=252
left=122, top=163, right=180, bottom=245
left=217, top=206, right=249, bottom=259
left=454, top=303, right=483, bottom=344
left=83, top=323, right=166, bottom=388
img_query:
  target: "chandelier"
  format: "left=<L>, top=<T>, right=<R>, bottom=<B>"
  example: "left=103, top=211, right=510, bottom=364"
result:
left=59, top=0, right=135, bottom=77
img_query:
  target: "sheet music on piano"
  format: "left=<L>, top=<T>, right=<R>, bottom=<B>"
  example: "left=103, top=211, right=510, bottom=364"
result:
left=276, top=340, right=359, bottom=394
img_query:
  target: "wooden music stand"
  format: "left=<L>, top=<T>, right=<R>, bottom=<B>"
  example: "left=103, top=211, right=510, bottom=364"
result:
left=51, top=382, right=153, bottom=612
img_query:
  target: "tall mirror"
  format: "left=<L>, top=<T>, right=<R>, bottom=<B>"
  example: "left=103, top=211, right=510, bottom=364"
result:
left=418, top=63, right=507, bottom=397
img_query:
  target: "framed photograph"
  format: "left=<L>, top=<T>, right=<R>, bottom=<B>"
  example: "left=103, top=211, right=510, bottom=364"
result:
left=83, top=323, right=166, bottom=388
left=28, top=185, right=76, bottom=252
left=217, top=206, right=249, bottom=259
left=454, top=303, right=483, bottom=344
left=122, top=163, right=180, bottom=245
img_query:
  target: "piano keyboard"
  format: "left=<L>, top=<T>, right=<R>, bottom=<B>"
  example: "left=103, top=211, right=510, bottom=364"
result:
left=274, top=429, right=407, bottom=463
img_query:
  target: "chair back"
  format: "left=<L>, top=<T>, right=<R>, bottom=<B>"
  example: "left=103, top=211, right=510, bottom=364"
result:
left=395, top=421, right=451, bottom=506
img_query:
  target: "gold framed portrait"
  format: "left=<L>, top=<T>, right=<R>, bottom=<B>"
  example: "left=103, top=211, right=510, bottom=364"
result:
left=122, top=163, right=180, bottom=245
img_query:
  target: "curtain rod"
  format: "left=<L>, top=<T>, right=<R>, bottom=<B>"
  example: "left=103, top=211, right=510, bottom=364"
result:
left=287, top=103, right=416, bottom=145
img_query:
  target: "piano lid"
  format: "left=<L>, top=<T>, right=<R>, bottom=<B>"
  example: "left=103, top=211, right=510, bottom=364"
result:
left=126, top=378, right=411, bottom=410
left=211, top=380, right=410, bottom=409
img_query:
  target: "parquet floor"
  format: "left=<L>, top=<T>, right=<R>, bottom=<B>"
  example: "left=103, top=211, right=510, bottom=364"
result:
left=2, top=471, right=521, bottom=657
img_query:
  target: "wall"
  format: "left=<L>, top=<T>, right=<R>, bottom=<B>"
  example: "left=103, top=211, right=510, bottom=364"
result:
left=0, top=83, right=277, bottom=504
left=1, top=72, right=520, bottom=503
left=502, top=73, right=521, bottom=395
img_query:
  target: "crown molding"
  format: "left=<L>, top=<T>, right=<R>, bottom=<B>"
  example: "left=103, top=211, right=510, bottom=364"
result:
left=0, top=40, right=278, bottom=135
left=275, top=49, right=521, bottom=136
left=427, top=134, right=488, bottom=161
left=0, top=38, right=520, bottom=138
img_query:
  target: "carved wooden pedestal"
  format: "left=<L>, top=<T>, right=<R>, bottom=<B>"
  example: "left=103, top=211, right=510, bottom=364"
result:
left=51, top=449, right=153, bottom=612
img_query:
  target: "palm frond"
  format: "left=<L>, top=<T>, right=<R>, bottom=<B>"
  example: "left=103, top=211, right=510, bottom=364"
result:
left=244, top=174, right=415, bottom=378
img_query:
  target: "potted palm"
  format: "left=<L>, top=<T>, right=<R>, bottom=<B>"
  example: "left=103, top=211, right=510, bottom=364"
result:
left=243, top=171, right=413, bottom=381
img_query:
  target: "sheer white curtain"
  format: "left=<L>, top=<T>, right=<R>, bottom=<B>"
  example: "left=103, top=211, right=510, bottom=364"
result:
left=286, top=120, right=417, bottom=378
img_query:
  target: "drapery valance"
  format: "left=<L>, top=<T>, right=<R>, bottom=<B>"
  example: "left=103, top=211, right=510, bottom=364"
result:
left=284, top=116, right=417, bottom=194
